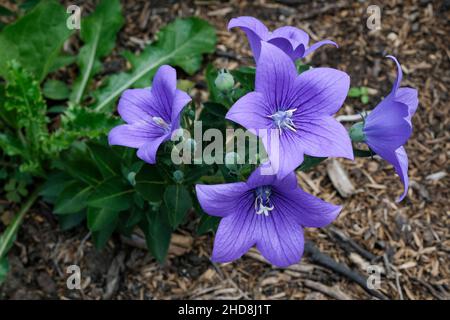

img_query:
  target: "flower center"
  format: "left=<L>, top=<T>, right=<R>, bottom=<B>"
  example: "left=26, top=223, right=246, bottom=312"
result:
left=268, top=108, right=297, bottom=132
left=254, top=186, right=274, bottom=216
left=152, top=116, right=171, bottom=132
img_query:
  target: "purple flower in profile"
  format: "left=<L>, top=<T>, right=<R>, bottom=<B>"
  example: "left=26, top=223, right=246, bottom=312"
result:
left=360, top=56, right=418, bottom=202
left=226, top=42, right=353, bottom=179
left=196, top=163, right=341, bottom=267
left=228, top=16, right=337, bottom=61
left=108, top=65, right=191, bottom=164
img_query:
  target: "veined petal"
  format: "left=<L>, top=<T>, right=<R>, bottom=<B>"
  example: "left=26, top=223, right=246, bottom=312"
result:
left=296, top=116, right=354, bottom=160
left=269, top=26, right=309, bottom=49
left=226, top=91, right=274, bottom=130
left=364, top=98, right=412, bottom=150
left=273, top=188, right=341, bottom=227
left=171, top=89, right=191, bottom=126
left=211, top=194, right=258, bottom=263
left=289, top=67, right=350, bottom=117
left=117, top=88, right=155, bottom=124
left=108, top=121, right=164, bottom=149
left=386, top=55, right=402, bottom=93
left=263, top=130, right=305, bottom=179
left=368, top=144, right=410, bottom=202
left=228, top=16, right=269, bottom=61
left=304, top=39, right=338, bottom=57
left=151, top=65, right=177, bottom=121
left=196, top=182, right=250, bottom=217
left=246, top=163, right=297, bottom=190
left=255, top=212, right=304, bottom=267
left=136, top=134, right=169, bottom=164
left=255, top=42, right=297, bottom=109
left=395, top=87, right=418, bottom=124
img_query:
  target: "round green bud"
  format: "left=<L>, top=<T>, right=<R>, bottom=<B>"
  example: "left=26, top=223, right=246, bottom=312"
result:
left=173, top=170, right=184, bottom=183
left=214, top=70, right=235, bottom=92
left=225, top=152, right=241, bottom=171
left=349, top=121, right=366, bottom=143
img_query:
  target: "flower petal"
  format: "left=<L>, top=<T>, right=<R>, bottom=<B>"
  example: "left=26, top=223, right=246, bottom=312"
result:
left=226, top=91, right=274, bottom=130
left=386, top=55, right=402, bottom=93
left=255, top=42, right=297, bottom=109
left=151, top=65, right=177, bottom=122
left=195, top=182, right=250, bottom=217
left=304, top=39, right=338, bottom=57
left=136, top=134, right=169, bottom=164
left=395, top=87, right=418, bottom=124
left=108, top=121, right=164, bottom=149
left=117, top=88, right=155, bottom=124
left=364, top=98, right=412, bottom=151
left=264, top=130, right=305, bottom=179
left=269, top=26, right=309, bottom=49
left=289, top=67, right=350, bottom=117
left=273, top=188, right=341, bottom=227
left=228, top=16, right=269, bottom=61
left=171, top=89, right=191, bottom=126
left=368, top=144, right=409, bottom=202
left=255, top=212, right=304, bottom=267
left=211, top=195, right=257, bottom=263
left=296, top=116, right=354, bottom=160
left=246, top=162, right=297, bottom=190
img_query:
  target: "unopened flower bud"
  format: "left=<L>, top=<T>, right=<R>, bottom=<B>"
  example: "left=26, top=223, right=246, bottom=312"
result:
left=215, top=70, right=234, bottom=92
left=173, top=170, right=184, bottom=183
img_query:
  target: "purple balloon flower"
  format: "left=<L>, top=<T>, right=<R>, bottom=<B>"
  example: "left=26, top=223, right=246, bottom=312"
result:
left=108, top=65, right=191, bottom=164
left=226, top=42, right=353, bottom=179
left=196, top=163, right=341, bottom=267
left=228, top=16, right=337, bottom=61
left=362, top=56, right=418, bottom=202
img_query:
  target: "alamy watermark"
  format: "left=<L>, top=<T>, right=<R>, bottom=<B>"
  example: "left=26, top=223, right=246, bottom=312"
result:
left=366, top=5, right=381, bottom=31
left=66, top=265, right=81, bottom=290
left=66, top=5, right=81, bottom=30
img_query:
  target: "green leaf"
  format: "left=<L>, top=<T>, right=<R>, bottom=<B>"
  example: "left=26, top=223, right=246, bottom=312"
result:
left=361, top=95, right=369, bottom=104
left=92, top=17, right=216, bottom=112
left=87, top=176, right=133, bottom=211
left=57, top=211, right=86, bottom=231
left=197, top=213, right=220, bottom=235
left=143, top=207, right=172, bottom=263
left=92, top=219, right=117, bottom=250
left=0, top=0, right=73, bottom=81
left=205, top=64, right=220, bottom=103
left=164, top=185, right=192, bottom=228
left=298, top=156, right=327, bottom=172
left=0, top=257, right=9, bottom=284
left=70, top=0, right=124, bottom=104
left=87, top=142, right=122, bottom=179
left=0, top=5, right=14, bottom=16
left=54, top=181, right=92, bottom=215
left=231, top=66, right=255, bottom=91
left=134, top=165, right=165, bottom=202
left=348, top=87, right=362, bottom=98
left=87, top=207, right=119, bottom=232
left=40, top=171, right=71, bottom=203
left=43, top=79, right=70, bottom=100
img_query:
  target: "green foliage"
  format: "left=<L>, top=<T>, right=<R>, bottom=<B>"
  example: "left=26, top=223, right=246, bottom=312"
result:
left=70, top=0, right=124, bottom=104
left=42, top=79, right=70, bottom=100
left=348, top=86, right=370, bottom=104
left=164, top=185, right=193, bottom=228
left=0, top=0, right=72, bottom=81
left=92, top=17, right=217, bottom=112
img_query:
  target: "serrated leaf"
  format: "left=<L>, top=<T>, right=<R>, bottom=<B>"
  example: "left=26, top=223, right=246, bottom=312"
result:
left=0, top=0, right=73, bottom=81
left=87, top=176, right=133, bottom=211
left=54, top=181, right=93, bottom=215
left=87, top=207, right=119, bottom=232
left=70, top=0, right=124, bottom=104
left=92, top=17, right=216, bottom=112
left=43, top=79, right=70, bottom=100
left=164, top=185, right=192, bottom=228
left=134, top=165, right=165, bottom=202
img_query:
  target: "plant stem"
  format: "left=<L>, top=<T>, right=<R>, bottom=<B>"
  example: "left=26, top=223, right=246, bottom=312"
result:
left=0, top=185, right=41, bottom=260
